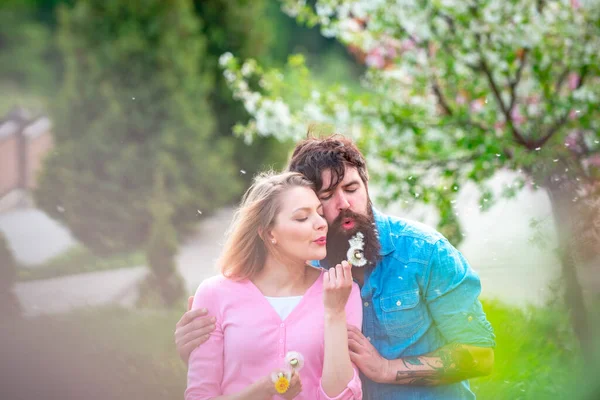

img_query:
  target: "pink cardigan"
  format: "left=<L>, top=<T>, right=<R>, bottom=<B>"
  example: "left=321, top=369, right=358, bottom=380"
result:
left=185, top=269, right=363, bottom=400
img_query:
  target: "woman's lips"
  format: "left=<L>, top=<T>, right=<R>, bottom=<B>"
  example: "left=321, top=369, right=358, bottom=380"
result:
left=314, top=237, right=327, bottom=245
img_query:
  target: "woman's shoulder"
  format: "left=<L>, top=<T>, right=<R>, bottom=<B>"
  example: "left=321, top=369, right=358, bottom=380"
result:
left=195, top=274, right=249, bottom=297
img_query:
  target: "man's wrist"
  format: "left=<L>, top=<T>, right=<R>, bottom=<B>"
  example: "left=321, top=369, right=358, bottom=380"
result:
left=379, top=357, right=394, bottom=384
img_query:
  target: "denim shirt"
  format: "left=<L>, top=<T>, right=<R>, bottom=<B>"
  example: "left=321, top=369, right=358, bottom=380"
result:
left=315, top=209, right=495, bottom=400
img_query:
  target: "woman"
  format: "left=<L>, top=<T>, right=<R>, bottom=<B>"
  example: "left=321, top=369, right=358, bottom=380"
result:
left=185, top=171, right=362, bottom=400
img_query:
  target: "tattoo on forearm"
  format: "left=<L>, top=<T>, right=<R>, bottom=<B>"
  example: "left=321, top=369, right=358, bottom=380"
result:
left=395, top=344, right=485, bottom=385
left=401, top=357, right=423, bottom=369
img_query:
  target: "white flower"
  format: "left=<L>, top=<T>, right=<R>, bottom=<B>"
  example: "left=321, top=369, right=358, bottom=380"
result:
left=281, top=0, right=306, bottom=18
left=223, top=70, right=236, bottom=84
left=347, top=232, right=367, bottom=267
left=271, top=369, right=292, bottom=383
left=315, top=2, right=334, bottom=17
left=243, top=92, right=260, bottom=114
left=285, top=351, right=305, bottom=371
left=236, top=80, right=248, bottom=93
left=241, top=60, right=256, bottom=77
left=219, top=52, right=233, bottom=67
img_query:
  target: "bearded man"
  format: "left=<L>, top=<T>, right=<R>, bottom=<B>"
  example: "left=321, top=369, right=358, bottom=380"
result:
left=174, top=134, right=495, bottom=399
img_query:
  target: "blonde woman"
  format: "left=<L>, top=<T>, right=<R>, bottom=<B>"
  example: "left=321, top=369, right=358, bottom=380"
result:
left=185, top=171, right=362, bottom=400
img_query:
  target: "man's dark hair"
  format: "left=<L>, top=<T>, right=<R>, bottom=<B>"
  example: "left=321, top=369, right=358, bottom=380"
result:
left=287, top=132, right=368, bottom=192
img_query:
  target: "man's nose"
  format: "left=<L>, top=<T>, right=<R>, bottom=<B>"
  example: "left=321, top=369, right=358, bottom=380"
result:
left=336, top=193, right=350, bottom=210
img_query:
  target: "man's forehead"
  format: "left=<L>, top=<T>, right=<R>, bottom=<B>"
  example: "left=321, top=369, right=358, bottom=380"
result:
left=320, top=167, right=359, bottom=191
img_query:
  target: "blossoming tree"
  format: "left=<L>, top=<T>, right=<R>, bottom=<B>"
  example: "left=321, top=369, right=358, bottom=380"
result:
left=220, top=0, right=600, bottom=357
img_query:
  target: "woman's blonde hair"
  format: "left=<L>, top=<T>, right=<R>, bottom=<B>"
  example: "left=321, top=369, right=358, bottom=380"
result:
left=218, top=171, right=314, bottom=280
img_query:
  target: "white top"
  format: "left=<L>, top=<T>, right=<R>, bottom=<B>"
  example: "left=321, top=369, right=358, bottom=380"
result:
left=264, top=295, right=303, bottom=320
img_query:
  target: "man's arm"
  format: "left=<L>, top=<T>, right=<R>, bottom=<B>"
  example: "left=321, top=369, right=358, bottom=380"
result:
left=348, top=326, right=493, bottom=385
left=349, top=237, right=495, bottom=385
left=386, top=343, right=493, bottom=385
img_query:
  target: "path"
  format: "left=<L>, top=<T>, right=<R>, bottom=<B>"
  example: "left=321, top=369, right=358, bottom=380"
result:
left=11, top=173, right=565, bottom=317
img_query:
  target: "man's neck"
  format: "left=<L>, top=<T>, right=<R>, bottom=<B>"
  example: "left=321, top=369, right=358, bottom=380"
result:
left=352, top=267, right=366, bottom=287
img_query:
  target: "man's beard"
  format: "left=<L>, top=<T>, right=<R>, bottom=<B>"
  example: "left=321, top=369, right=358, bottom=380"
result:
left=323, top=208, right=381, bottom=268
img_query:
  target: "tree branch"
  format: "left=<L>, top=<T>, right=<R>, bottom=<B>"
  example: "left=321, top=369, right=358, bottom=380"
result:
left=509, top=49, right=528, bottom=112
left=531, top=65, right=588, bottom=149
left=536, top=0, right=546, bottom=13
left=467, top=4, right=532, bottom=149
left=530, top=112, right=569, bottom=149
left=479, top=57, right=530, bottom=148
left=394, top=151, right=487, bottom=170
left=555, top=68, right=570, bottom=94
left=432, top=79, right=454, bottom=116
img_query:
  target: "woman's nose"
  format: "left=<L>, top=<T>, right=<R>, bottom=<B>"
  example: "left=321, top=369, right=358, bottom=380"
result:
left=315, top=216, right=327, bottom=231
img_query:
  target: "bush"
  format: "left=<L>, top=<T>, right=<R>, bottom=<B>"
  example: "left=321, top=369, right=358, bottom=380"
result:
left=34, top=0, right=240, bottom=256
left=0, top=231, right=21, bottom=317
left=144, top=167, right=185, bottom=307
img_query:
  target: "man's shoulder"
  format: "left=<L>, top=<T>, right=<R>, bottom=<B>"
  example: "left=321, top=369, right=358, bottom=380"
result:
left=375, top=211, right=448, bottom=265
left=382, top=212, right=445, bottom=245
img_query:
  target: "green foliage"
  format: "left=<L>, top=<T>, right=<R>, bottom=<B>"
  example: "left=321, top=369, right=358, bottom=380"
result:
left=0, top=3, right=55, bottom=114
left=0, top=4, right=53, bottom=92
left=223, top=1, right=600, bottom=249
left=0, top=232, right=17, bottom=286
left=34, top=0, right=240, bottom=255
left=1, top=308, right=186, bottom=399
left=471, top=299, right=600, bottom=399
left=196, top=0, right=292, bottom=182
left=0, top=231, right=21, bottom=317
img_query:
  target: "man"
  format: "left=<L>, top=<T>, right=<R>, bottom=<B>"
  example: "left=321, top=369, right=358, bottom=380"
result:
left=175, top=134, right=495, bottom=399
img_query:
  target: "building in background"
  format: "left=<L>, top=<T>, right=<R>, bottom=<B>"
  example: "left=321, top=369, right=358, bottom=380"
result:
left=0, top=107, right=53, bottom=212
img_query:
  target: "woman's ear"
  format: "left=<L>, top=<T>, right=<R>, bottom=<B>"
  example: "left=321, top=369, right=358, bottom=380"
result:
left=264, top=228, right=277, bottom=245
left=259, top=228, right=277, bottom=245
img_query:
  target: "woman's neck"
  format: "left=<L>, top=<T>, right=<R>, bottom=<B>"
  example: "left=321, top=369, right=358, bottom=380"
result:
left=253, top=254, right=309, bottom=297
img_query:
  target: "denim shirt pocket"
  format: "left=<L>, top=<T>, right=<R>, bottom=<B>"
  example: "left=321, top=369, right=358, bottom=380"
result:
left=379, top=289, right=425, bottom=339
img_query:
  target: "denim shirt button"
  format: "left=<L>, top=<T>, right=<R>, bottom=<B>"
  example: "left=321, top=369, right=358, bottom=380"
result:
left=396, top=300, right=402, bottom=306
left=367, top=337, right=371, bottom=341
left=364, top=302, right=369, bottom=307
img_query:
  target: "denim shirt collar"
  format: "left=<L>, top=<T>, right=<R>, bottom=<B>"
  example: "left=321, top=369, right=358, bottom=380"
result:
left=373, top=207, right=395, bottom=256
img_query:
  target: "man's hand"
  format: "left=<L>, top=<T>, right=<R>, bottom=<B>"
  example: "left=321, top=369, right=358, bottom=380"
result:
left=174, top=296, right=216, bottom=363
left=347, top=324, right=390, bottom=383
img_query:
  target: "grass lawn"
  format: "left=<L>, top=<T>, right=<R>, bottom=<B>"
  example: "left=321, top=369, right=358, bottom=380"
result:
left=471, top=300, right=596, bottom=399
left=17, top=246, right=145, bottom=281
left=2, top=300, right=598, bottom=400
left=1, top=308, right=187, bottom=400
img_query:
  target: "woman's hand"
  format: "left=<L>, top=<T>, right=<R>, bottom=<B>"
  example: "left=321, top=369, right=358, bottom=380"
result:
left=323, top=261, right=353, bottom=315
left=278, top=370, right=303, bottom=399
left=258, top=370, right=302, bottom=400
